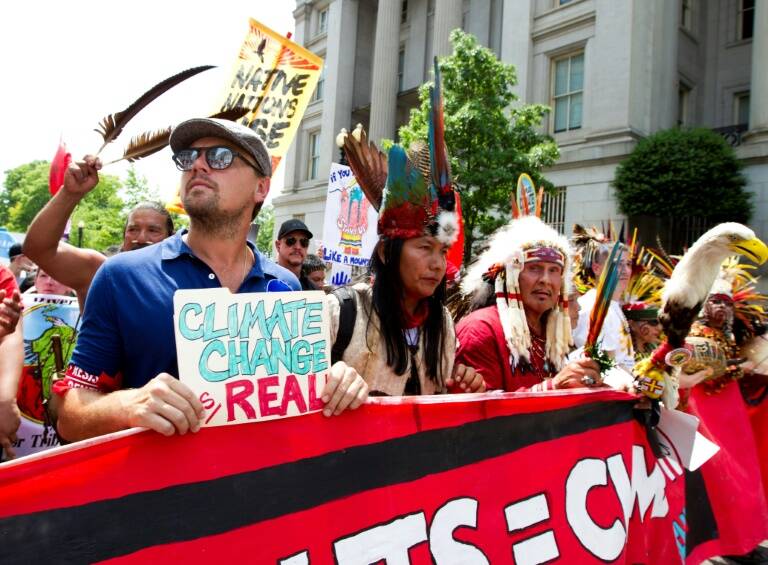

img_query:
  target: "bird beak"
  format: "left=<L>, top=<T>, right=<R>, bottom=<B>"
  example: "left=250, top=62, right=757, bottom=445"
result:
left=729, top=237, right=768, bottom=265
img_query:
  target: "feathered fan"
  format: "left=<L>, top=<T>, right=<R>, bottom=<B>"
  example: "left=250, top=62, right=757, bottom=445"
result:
left=341, top=124, right=387, bottom=211
left=106, top=107, right=252, bottom=165
left=94, top=65, right=215, bottom=155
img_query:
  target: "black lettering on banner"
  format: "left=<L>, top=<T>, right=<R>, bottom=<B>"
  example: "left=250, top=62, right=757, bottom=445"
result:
left=0, top=401, right=633, bottom=564
left=266, top=122, right=290, bottom=149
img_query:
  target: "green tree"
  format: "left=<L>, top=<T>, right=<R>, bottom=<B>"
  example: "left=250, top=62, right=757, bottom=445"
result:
left=121, top=165, right=160, bottom=210
left=1, top=161, right=51, bottom=230
left=613, top=128, right=752, bottom=222
left=1, top=160, right=126, bottom=251
left=254, top=204, right=275, bottom=256
left=70, top=174, right=126, bottom=251
left=398, top=30, right=560, bottom=262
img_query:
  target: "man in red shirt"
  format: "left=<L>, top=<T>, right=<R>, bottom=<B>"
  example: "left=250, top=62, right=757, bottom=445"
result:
left=455, top=216, right=599, bottom=392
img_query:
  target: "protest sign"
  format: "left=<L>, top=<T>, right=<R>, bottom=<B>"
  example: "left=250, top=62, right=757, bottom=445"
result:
left=173, top=288, right=330, bottom=427
left=217, top=18, right=323, bottom=173
left=321, top=163, right=379, bottom=276
left=14, top=294, right=80, bottom=458
left=0, top=391, right=696, bottom=564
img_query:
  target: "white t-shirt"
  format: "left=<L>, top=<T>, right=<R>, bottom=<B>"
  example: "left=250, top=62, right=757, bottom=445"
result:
left=573, top=288, right=636, bottom=371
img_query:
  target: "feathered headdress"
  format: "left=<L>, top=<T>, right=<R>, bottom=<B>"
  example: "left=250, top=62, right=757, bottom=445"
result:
left=460, top=202, right=573, bottom=371
left=622, top=248, right=666, bottom=321
left=571, top=223, right=628, bottom=293
left=339, top=59, right=459, bottom=246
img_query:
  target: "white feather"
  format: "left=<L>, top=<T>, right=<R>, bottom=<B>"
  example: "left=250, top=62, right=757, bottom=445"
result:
left=461, top=216, right=572, bottom=295
left=662, top=223, right=756, bottom=309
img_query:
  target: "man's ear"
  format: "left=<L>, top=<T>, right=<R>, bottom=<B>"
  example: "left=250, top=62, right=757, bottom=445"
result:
left=254, top=176, right=271, bottom=206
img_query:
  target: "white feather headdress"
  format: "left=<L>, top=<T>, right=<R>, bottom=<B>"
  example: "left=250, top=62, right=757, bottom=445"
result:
left=461, top=216, right=574, bottom=370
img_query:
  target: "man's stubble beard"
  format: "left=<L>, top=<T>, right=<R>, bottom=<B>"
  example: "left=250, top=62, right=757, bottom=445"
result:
left=184, top=191, right=252, bottom=240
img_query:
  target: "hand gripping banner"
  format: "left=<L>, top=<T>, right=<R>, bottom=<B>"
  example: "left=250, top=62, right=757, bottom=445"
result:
left=0, top=391, right=688, bottom=564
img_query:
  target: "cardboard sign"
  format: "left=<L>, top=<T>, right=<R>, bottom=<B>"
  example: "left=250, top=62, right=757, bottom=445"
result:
left=216, top=18, right=324, bottom=173
left=321, top=163, right=379, bottom=273
left=15, top=294, right=80, bottom=458
left=0, top=391, right=693, bottom=564
left=173, top=288, right=330, bottom=427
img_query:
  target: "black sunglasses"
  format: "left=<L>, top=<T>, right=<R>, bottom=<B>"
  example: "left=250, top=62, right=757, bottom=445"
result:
left=172, top=146, right=261, bottom=174
left=285, top=236, right=309, bottom=248
left=644, top=320, right=660, bottom=326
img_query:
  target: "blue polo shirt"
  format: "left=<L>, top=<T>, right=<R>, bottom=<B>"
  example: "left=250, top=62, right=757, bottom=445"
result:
left=65, top=231, right=300, bottom=391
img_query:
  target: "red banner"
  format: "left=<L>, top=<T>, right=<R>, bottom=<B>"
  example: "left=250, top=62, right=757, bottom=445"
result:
left=683, top=382, right=768, bottom=564
left=0, top=391, right=688, bottom=564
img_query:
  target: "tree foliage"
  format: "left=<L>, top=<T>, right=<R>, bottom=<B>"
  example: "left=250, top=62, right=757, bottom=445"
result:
left=398, top=30, right=560, bottom=262
left=613, top=128, right=752, bottom=222
left=254, top=204, right=275, bottom=256
left=1, top=161, right=129, bottom=252
left=121, top=165, right=161, bottom=211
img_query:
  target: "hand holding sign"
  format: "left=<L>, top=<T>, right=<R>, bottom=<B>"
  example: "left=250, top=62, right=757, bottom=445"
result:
left=122, top=373, right=205, bottom=437
left=322, top=362, right=369, bottom=417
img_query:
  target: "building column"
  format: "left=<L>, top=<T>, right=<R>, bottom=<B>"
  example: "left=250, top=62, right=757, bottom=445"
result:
left=432, top=0, right=463, bottom=59
left=369, top=0, right=401, bottom=144
left=747, top=0, right=768, bottom=139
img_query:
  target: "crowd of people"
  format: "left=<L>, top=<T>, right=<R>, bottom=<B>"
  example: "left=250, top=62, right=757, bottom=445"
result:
left=0, top=91, right=767, bottom=560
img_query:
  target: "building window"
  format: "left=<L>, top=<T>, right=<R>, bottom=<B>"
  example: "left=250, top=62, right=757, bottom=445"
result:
left=307, top=131, right=320, bottom=180
left=401, top=0, right=408, bottom=23
left=735, top=91, right=750, bottom=125
left=293, top=213, right=306, bottom=223
left=397, top=47, right=405, bottom=92
left=312, top=66, right=325, bottom=102
left=681, top=0, right=693, bottom=31
left=427, top=0, right=435, bottom=16
left=553, top=52, right=584, bottom=133
left=739, top=0, right=754, bottom=40
left=677, top=83, right=691, bottom=126
left=542, top=188, right=567, bottom=235
left=317, top=8, right=329, bottom=36
left=559, top=0, right=574, bottom=5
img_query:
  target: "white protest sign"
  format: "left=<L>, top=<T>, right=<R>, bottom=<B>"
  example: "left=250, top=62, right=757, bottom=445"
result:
left=173, top=288, right=330, bottom=427
left=321, top=163, right=379, bottom=277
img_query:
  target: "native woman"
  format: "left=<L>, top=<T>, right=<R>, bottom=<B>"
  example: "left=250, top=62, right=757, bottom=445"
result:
left=330, top=62, right=482, bottom=397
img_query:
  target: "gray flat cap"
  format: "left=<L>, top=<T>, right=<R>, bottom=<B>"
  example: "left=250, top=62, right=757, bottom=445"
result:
left=170, top=118, right=272, bottom=177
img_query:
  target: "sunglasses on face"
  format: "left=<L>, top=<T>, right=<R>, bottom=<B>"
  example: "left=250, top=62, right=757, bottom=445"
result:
left=172, top=146, right=261, bottom=175
left=644, top=320, right=660, bottom=327
left=284, top=236, right=309, bottom=248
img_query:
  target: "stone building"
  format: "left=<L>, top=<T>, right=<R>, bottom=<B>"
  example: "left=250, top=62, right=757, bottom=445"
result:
left=273, top=0, right=767, bottom=257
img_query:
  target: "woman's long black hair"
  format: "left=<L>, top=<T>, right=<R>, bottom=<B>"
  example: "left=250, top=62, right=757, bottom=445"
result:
left=368, top=238, right=447, bottom=384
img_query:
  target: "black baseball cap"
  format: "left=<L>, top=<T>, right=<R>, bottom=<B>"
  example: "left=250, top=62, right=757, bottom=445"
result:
left=8, top=243, right=22, bottom=260
left=278, top=219, right=313, bottom=240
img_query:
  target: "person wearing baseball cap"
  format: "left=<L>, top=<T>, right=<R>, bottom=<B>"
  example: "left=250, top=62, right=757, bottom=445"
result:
left=54, top=118, right=368, bottom=442
left=7, top=243, right=35, bottom=289
left=275, top=218, right=316, bottom=290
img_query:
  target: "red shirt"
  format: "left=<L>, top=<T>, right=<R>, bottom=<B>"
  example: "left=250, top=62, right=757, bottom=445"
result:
left=455, top=306, right=556, bottom=392
left=0, top=265, right=18, bottom=298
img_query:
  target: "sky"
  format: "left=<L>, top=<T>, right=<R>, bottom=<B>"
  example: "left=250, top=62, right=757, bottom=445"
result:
left=0, top=1, right=297, bottom=204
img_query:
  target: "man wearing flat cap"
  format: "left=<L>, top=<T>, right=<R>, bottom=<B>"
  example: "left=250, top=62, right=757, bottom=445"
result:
left=275, top=218, right=317, bottom=290
left=53, top=118, right=368, bottom=442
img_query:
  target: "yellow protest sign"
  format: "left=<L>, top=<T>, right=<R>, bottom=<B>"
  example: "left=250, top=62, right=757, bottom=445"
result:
left=217, top=18, right=324, bottom=174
